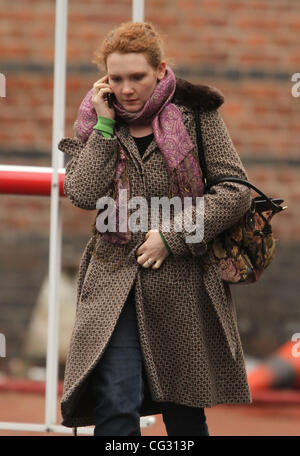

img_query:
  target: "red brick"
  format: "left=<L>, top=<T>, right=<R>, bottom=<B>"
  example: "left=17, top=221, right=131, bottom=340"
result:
left=287, top=19, right=300, bottom=30
left=244, top=36, right=268, bottom=47
left=239, top=54, right=280, bottom=65
left=237, top=18, right=280, bottom=30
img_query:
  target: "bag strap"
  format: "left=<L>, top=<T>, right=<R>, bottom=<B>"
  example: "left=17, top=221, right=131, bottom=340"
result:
left=193, top=109, right=285, bottom=213
left=194, top=108, right=208, bottom=188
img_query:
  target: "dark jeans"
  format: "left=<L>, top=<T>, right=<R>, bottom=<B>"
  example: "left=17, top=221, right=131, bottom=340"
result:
left=91, top=287, right=209, bottom=436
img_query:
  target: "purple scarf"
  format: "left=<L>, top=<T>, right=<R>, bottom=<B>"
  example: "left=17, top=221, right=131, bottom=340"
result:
left=75, top=66, right=204, bottom=244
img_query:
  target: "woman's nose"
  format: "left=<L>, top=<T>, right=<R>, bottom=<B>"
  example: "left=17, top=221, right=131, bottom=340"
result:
left=122, top=84, right=134, bottom=95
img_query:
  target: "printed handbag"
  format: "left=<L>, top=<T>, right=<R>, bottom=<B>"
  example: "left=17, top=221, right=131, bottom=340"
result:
left=194, top=109, right=287, bottom=284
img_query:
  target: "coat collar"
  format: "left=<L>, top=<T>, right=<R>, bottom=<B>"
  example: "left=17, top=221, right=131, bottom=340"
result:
left=172, top=77, right=224, bottom=111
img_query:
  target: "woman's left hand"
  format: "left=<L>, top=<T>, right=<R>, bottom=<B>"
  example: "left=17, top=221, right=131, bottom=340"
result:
left=136, top=229, right=170, bottom=269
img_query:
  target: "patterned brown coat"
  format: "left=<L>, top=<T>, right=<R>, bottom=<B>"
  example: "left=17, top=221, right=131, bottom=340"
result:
left=58, top=79, right=253, bottom=428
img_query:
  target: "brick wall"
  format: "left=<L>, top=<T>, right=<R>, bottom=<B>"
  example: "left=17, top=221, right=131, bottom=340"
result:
left=0, top=0, right=299, bottom=369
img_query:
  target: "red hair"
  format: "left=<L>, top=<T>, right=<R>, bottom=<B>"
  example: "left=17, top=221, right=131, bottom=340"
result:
left=92, top=22, right=165, bottom=70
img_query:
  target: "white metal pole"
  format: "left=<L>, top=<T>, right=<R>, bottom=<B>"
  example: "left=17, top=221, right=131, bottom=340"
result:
left=45, top=0, right=68, bottom=428
left=132, top=0, right=145, bottom=22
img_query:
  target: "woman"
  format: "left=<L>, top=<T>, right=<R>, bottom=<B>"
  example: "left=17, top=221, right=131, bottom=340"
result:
left=58, top=22, right=252, bottom=436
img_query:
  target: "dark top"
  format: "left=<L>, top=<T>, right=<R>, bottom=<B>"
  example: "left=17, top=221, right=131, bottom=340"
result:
left=132, top=133, right=154, bottom=158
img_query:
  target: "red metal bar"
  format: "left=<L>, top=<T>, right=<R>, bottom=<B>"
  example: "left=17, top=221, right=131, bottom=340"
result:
left=0, top=167, right=65, bottom=197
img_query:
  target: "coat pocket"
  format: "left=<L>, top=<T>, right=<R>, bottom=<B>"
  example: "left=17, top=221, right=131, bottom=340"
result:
left=203, top=258, right=238, bottom=360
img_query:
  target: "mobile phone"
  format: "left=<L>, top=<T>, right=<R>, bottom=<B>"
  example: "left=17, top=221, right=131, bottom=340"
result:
left=107, top=93, right=114, bottom=109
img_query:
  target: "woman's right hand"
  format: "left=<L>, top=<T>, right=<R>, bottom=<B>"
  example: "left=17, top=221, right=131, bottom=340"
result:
left=92, top=75, right=115, bottom=120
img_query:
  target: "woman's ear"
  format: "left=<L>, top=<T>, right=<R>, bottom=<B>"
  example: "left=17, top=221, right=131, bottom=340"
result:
left=157, top=61, right=167, bottom=81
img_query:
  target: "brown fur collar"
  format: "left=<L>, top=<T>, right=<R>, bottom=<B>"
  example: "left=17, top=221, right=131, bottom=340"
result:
left=173, top=77, right=224, bottom=111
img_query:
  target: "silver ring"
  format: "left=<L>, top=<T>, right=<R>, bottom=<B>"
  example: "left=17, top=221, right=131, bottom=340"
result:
left=146, top=258, right=153, bottom=265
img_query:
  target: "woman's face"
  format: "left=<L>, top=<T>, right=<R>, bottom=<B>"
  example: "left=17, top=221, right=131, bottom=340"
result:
left=106, top=52, right=166, bottom=112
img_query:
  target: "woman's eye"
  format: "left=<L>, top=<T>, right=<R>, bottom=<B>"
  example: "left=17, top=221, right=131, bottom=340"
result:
left=132, top=75, right=144, bottom=81
left=111, top=77, right=121, bottom=83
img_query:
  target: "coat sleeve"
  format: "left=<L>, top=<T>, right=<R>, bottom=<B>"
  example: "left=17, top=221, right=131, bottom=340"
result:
left=58, top=123, right=118, bottom=210
left=159, top=109, right=252, bottom=258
